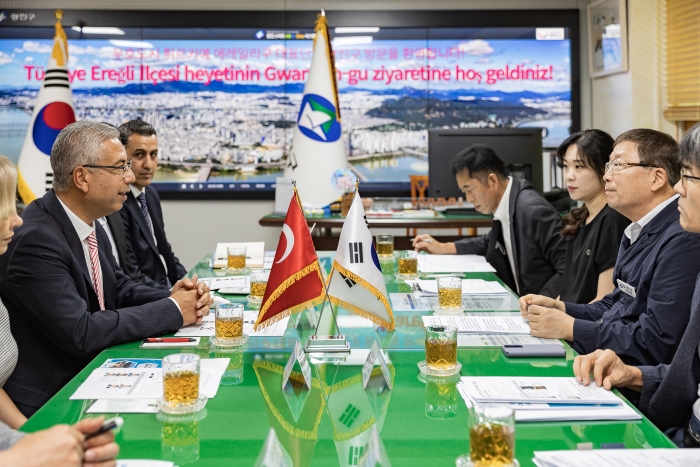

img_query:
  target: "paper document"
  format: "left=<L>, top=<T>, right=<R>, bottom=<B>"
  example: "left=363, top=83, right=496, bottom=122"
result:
left=407, top=279, right=509, bottom=295
left=389, top=293, right=516, bottom=312
left=213, top=242, right=265, bottom=269
left=116, top=462, right=174, bottom=467
left=459, top=376, right=623, bottom=405
left=422, top=315, right=531, bottom=335
left=199, top=276, right=250, bottom=293
left=532, top=449, right=698, bottom=467
left=417, top=255, right=496, bottom=273
left=457, top=334, right=562, bottom=347
left=87, top=398, right=160, bottom=414
left=175, top=311, right=289, bottom=337
left=70, top=358, right=229, bottom=400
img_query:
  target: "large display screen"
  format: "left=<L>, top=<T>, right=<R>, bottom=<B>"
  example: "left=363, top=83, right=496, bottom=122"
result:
left=0, top=23, right=572, bottom=195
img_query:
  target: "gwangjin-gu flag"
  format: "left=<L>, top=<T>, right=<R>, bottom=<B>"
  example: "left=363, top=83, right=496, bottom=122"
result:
left=254, top=188, right=325, bottom=331
left=17, top=11, right=76, bottom=204
left=283, top=11, right=348, bottom=208
left=326, top=190, right=394, bottom=330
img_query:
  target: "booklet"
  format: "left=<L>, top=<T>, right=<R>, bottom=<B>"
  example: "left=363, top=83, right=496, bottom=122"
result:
left=417, top=254, right=496, bottom=273
left=422, top=315, right=531, bottom=335
left=406, top=279, right=510, bottom=295
left=212, top=242, right=265, bottom=269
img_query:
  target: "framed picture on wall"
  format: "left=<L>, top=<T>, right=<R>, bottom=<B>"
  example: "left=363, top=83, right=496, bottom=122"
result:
left=588, top=0, right=628, bottom=78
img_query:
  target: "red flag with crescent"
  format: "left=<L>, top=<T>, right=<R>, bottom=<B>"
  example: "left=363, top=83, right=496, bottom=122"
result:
left=254, top=189, right=324, bottom=330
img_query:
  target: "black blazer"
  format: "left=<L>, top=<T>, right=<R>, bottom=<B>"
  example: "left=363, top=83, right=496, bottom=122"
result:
left=0, top=190, right=183, bottom=416
left=105, top=211, right=139, bottom=281
left=120, top=186, right=187, bottom=290
left=638, top=273, right=700, bottom=432
left=454, top=178, right=566, bottom=297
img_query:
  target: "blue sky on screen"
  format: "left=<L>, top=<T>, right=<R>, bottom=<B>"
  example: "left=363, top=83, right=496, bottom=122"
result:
left=0, top=38, right=571, bottom=93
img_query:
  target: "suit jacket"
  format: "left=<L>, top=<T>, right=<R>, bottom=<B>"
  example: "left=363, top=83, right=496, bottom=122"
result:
left=105, top=211, right=139, bottom=281
left=637, top=273, right=700, bottom=432
left=453, top=178, right=566, bottom=297
left=0, top=190, right=183, bottom=416
left=120, top=186, right=187, bottom=290
left=566, top=198, right=700, bottom=367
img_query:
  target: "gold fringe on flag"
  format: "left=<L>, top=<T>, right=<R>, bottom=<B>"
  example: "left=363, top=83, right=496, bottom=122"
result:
left=326, top=261, right=395, bottom=330
left=253, top=260, right=325, bottom=331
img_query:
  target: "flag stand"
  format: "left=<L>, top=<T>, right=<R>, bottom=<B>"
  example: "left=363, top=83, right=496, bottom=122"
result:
left=304, top=265, right=350, bottom=355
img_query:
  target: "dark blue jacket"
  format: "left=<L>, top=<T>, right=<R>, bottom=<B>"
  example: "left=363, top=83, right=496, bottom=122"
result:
left=566, top=197, right=700, bottom=367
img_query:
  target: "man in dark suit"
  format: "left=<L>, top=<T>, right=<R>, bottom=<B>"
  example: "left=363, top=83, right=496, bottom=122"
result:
left=520, top=129, right=700, bottom=368
left=573, top=123, right=700, bottom=447
left=0, top=121, right=212, bottom=416
left=96, top=212, right=139, bottom=280
left=413, top=144, right=566, bottom=298
left=117, top=120, right=186, bottom=290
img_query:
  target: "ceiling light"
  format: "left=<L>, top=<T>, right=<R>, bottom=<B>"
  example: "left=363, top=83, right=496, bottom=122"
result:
left=71, top=26, right=125, bottom=35
left=334, top=27, right=380, bottom=34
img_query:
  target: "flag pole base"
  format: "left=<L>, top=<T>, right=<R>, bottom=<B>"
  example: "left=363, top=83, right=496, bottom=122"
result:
left=304, top=334, right=351, bottom=355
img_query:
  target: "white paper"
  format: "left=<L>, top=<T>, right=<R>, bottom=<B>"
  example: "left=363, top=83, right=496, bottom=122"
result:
left=174, top=311, right=289, bottom=337
left=417, top=254, right=496, bottom=273
left=70, top=359, right=229, bottom=400
left=274, top=178, right=294, bottom=215
left=407, top=279, right=509, bottom=295
left=459, top=376, right=623, bottom=405
left=422, top=315, right=531, bottom=335
left=199, top=276, right=250, bottom=293
left=116, top=462, right=174, bottom=467
left=457, top=334, right=563, bottom=347
left=213, top=242, right=265, bottom=269
left=533, top=450, right=697, bottom=467
left=389, top=293, right=516, bottom=312
left=86, top=398, right=160, bottom=414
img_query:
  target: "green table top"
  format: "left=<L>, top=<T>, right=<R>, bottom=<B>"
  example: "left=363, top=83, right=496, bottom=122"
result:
left=21, top=253, right=675, bottom=466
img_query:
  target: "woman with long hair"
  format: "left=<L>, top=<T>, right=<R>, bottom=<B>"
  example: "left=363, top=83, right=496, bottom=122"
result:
left=558, top=130, right=631, bottom=303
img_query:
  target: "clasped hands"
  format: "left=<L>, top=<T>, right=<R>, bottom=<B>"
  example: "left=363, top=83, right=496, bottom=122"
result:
left=170, top=274, right=214, bottom=326
left=518, top=294, right=574, bottom=341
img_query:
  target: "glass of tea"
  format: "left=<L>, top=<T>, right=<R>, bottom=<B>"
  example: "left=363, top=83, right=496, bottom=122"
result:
left=424, top=325, right=459, bottom=374
left=469, top=404, right=515, bottom=467
left=212, top=303, right=246, bottom=347
left=162, top=353, right=202, bottom=413
left=248, top=269, right=269, bottom=305
left=397, top=250, right=418, bottom=278
left=227, top=246, right=246, bottom=272
left=376, top=235, right=394, bottom=258
left=437, top=277, right=462, bottom=311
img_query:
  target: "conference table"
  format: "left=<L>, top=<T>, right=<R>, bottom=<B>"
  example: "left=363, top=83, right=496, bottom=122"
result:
left=21, top=252, right=675, bottom=466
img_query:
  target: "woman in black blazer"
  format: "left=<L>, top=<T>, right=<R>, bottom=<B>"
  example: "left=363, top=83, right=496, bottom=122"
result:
left=557, top=130, right=631, bottom=303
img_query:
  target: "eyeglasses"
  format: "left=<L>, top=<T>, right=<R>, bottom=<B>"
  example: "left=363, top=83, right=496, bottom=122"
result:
left=79, top=159, right=132, bottom=178
left=681, top=170, right=700, bottom=187
left=605, top=160, right=658, bottom=174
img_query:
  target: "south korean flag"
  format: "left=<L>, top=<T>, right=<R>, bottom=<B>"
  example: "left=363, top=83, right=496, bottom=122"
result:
left=327, top=191, right=394, bottom=330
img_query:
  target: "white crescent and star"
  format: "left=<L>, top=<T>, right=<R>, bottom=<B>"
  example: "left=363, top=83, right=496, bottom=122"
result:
left=276, top=223, right=295, bottom=263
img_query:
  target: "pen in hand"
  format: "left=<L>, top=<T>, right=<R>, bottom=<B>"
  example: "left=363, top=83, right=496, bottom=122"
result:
left=85, top=416, right=123, bottom=440
left=411, top=237, right=433, bottom=243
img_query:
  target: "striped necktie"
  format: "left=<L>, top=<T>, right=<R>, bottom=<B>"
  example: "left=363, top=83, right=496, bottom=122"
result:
left=136, top=192, right=154, bottom=238
left=86, top=231, right=105, bottom=310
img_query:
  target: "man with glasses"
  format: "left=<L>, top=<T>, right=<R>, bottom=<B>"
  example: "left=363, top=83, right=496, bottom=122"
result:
left=117, top=120, right=187, bottom=290
left=573, top=123, right=700, bottom=447
left=518, top=128, right=700, bottom=370
left=0, top=121, right=213, bottom=416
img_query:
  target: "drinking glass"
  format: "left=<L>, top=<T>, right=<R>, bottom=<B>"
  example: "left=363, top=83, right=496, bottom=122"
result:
left=249, top=269, right=270, bottom=302
left=424, top=325, right=458, bottom=371
left=397, top=250, right=418, bottom=278
left=162, top=354, right=200, bottom=411
left=213, top=304, right=245, bottom=346
left=376, top=235, right=394, bottom=258
left=469, top=404, right=515, bottom=467
left=437, top=277, right=462, bottom=310
left=227, top=246, right=246, bottom=272
left=425, top=377, right=459, bottom=419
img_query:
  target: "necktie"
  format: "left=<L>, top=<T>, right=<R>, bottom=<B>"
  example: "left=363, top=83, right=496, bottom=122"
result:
left=86, top=231, right=105, bottom=310
left=136, top=192, right=154, bottom=236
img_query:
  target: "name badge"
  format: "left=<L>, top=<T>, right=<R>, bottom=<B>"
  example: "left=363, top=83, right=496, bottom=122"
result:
left=617, top=279, right=636, bottom=298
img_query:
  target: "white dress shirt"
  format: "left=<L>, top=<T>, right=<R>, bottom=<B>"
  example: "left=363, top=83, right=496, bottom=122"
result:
left=624, top=194, right=680, bottom=244
left=492, top=176, right=518, bottom=294
left=57, top=197, right=103, bottom=295
left=130, top=185, right=169, bottom=275
left=96, top=217, right=120, bottom=265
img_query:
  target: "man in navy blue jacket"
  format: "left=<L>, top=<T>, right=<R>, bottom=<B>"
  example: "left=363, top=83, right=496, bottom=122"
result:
left=519, top=129, right=700, bottom=367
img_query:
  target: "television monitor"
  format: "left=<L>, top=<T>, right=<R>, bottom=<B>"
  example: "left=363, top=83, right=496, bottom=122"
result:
left=0, top=9, right=578, bottom=199
left=428, top=128, right=544, bottom=198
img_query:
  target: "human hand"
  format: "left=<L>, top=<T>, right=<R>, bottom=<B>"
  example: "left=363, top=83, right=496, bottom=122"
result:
left=573, top=349, right=643, bottom=391
left=74, top=417, right=119, bottom=467
left=412, top=234, right=457, bottom=254
left=526, top=305, right=574, bottom=340
left=519, top=294, right=565, bottom=318
left=0, top=424, right=84, bottom=467
left=172, top=274, right=213, bottom=317
left=172, top=288, right=210, bottom=325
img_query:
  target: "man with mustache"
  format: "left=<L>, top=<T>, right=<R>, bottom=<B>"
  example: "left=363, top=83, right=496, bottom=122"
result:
left=118, top=120, right=187, bottom=290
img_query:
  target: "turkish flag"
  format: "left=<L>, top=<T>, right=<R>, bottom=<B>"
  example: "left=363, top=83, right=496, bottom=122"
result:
left=254, top=192, right=324, bottom=330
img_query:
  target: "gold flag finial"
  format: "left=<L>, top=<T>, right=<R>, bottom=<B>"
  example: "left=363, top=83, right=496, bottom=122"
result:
left=55, top=10, right=63, bottom=21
